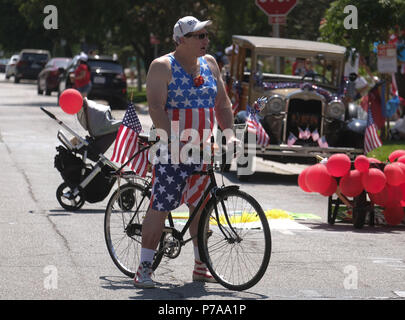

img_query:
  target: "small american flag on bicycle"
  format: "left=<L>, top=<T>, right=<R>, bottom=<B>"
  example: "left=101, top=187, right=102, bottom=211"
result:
left=246, top=98, right=270, bottom=147
left=110, top=103, right=149, bottom=177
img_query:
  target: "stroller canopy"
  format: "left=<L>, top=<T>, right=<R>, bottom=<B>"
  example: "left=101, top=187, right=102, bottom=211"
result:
left=77, top=98, right=122, bottom=138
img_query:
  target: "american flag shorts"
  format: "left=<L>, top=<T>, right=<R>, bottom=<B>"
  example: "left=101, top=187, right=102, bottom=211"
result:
left=150, top=151, right=210, bottom=212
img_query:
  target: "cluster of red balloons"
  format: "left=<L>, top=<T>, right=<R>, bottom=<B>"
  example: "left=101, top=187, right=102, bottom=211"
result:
left=59, top=88, right=83, bottom=114
left=298, top=151, right=405, bottom=226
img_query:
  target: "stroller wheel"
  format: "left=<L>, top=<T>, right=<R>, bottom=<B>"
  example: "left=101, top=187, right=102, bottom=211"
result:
left=56, top=182, right=85, bottom=211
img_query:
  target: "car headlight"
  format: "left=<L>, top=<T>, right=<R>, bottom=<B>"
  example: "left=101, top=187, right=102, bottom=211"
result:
left=266, top=95, right=285, bottom=114
left=326, top=99, right=345, bottom=119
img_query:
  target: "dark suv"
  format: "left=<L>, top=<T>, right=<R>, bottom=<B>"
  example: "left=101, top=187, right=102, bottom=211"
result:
left=14, top=49, right=51, bottom=83
left=58, top=55, right=127, bottom=108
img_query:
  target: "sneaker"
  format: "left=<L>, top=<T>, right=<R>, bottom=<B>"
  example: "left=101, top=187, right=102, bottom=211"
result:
left=134, top=261, right=155, bottom=288
left=192, top=260, right=217, bottom=283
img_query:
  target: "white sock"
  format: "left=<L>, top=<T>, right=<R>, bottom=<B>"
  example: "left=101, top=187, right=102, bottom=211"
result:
left=140, top=248, right=155, bottom=264
left=194, top=246, right=200, bottom=262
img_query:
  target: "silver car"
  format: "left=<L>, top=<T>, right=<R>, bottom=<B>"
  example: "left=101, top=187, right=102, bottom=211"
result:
left=5, top=54, right=19, bottom=79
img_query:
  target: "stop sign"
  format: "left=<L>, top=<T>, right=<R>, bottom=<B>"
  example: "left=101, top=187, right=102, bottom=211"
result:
left=255, top=0, right=298, bottom=16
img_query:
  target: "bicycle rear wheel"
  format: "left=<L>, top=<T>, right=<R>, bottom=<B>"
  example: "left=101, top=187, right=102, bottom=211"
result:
left=104, top=183, right=164, bottom=278
left=198, top=188, right=271, bottom=291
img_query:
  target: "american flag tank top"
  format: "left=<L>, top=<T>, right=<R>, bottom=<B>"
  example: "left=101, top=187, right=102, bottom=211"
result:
left=166, top=54, right=217, bottom=143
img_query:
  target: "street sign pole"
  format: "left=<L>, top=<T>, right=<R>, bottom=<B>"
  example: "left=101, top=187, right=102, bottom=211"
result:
left=255, top=0, right=299, bottom=74
left=272, top=21, right=280, bottom=73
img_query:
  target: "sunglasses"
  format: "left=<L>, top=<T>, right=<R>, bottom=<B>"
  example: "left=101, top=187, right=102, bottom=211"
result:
left=184, top=32, right=209, bottom=40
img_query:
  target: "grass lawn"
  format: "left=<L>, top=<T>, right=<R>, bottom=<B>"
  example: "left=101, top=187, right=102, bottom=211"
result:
left=127, top=87, right=147, bottom=104
left=367, top=140, right=405, bottom=162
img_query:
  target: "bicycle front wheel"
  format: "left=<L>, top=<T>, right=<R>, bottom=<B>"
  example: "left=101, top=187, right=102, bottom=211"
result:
left=104, top=183, right=157, bottom=278
left=198, top=188, right=271, bottom=291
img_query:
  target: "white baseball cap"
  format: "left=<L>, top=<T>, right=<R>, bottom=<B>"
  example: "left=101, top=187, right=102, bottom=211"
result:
left=173, top=16, right=212, bottom=43
left=79, top=52, right=88, bottom=61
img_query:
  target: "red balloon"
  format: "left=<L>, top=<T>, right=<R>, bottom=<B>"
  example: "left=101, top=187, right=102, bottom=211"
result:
left=383, top=206, right=405, bottom=226
left=361, top=168, right=386, bottom=194
left=59, top=89, right=83, bottom=114
left=369, top=185, right=403, bottom=207
left=400, top=183, right=405, bottom=206
left=397, top=155, right=405, bottom=165
left=368, top=157, right=382, bottom=164
left=305, top=164, right=334, bottom=194
left=298, top=167, right=312, bottom=193
left=354, top=155, right=370, bottom=173
left=384, top=163, right=405, bottom=186
left=326, top=153, right=351, bottom=177
left=388, top=150, right=405, bottom=162
left=321, top=177, right=337, bottom=196
left=339, top=170, right=363, bottom=197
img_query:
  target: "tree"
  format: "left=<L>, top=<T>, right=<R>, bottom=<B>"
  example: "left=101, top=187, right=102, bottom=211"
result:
left=320, top=0, right=405, bottom=57
left=0, top=0, right=54, bottom=55
left=110, top=0, right=216, bottom=71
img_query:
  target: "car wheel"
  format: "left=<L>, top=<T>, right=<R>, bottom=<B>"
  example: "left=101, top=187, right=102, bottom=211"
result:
left=45, top=87, right=51, bottom=96
left=14, top=76, right=20, bottom=83
left=5, top=75, right=10, bottom=80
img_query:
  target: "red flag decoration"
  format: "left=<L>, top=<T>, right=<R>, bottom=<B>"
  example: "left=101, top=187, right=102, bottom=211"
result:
left=246, top=105, right=270, bottom=147
left=110, top=103, right=150, bottom=177
left=364, top=107, right=382, bottom=154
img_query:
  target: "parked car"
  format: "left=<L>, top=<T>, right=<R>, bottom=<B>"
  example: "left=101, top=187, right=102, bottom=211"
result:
left=58, top=54, right=127, bottom=108
left=0, top=58, right=8, bottom=73
left=5, top=54, right=19, bottom=79
left=37, top=57, right=72, bottom=95
left=227, top=35, right=365, bottom=179
left=14, top=49, right=51, bottom=83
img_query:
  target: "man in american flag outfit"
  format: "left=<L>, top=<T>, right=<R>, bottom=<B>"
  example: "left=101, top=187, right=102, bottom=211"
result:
left=134, top=16, right=237, bottom=288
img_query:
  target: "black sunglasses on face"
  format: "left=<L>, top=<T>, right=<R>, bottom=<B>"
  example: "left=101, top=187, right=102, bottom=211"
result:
left=184, top=32, right=209, bottom=40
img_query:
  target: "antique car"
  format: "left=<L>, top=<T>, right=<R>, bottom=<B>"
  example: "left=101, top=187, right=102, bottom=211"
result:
left=227, top=35, right=365, bottom=179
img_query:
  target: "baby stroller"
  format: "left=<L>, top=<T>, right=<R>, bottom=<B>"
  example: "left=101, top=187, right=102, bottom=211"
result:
left=41, top=99, right=125, bottom=211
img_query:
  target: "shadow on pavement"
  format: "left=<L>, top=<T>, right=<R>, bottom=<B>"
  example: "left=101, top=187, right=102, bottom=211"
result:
left=222, top=170, right=298, bottom=186
left=100, top=275, right=269, bottom=300
left=308, top=221, right=405, bottom=234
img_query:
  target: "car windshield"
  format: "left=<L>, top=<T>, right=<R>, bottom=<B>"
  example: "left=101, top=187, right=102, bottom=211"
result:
left=88, top=60, right=123, bottom=73
left=21, top=53, right=49, bottom=62
left=52, top=59, right=71, bottom=68
left=254, top=54, right=340, bottom=87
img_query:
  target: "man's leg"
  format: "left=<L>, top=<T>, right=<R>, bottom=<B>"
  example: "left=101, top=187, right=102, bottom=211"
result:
left=142, top=207, right=168, bottom=249
left=134, top=207, right=168, bottom=288
left=188, top=204, right=216, bottom=283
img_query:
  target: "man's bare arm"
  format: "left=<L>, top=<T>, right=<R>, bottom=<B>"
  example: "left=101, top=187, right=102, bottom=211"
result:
left=146, top=57, right=172, bottom=141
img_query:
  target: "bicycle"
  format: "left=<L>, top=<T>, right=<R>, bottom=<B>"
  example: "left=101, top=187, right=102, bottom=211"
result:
left=104, top=139, right=272, bottom=291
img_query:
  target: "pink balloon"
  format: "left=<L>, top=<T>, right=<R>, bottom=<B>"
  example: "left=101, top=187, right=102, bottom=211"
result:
left=326, top=153, right=351, bottom=177
left=321, top=177, right=337, bottom=196
left=397, top=155, right=405, bottom=165
left=383, top=206, right=405, bottom=226
left=305, top=164, right=334, bottom=194
left=369, top=185, right=403, bottom=207
left=384, top=163, right=405, bottom=186
left=354, top=155, right=370, bottom=173
left=298, top=167, right=312, bottom=193
left=59, top=89, right=83, bottom=114
left=368, top=157, right=382, bottom=164
left=388, top=150, right=405, bottom=163
left=339, top=170, right=363, bottom=197
left=361, top=168, right=386, bottom=194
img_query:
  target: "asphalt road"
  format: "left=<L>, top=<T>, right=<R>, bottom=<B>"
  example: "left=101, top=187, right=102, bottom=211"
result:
left=1, top=73, right=405, bottom=303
